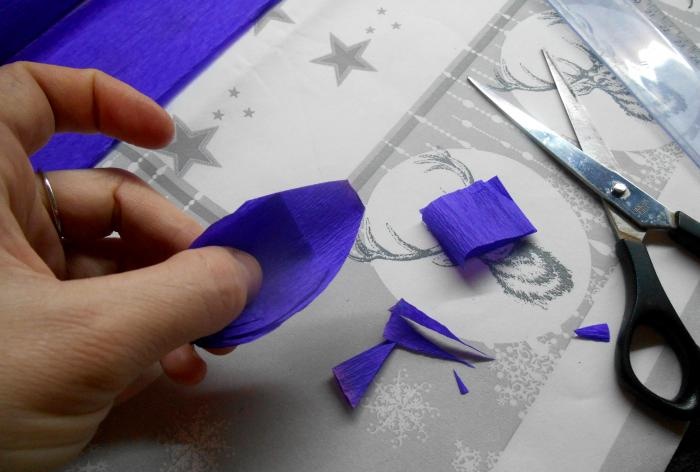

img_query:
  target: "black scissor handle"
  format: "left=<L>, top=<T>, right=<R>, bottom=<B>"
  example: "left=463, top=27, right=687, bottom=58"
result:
left=615, top=239, right=700, bottom=420
left=669, top=211, right=700, bottom=260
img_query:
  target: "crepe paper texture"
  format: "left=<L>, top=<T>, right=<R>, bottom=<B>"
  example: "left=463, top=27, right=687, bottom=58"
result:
left=332, top=341, right=396, bottom=409
left=0, top=0, right=81, bottom=62
left=420, top=176, right=536, bottom=266
left=389, top=299, right=491, bottom=359
left=333, top=299, right=491, bottom=407
left=453, top=370, right=469, bottom=395
left=8, top=0, right=281, bottom=171
left=575, top=323, right=611, bottom=342
left=191, top=180, right=365, bottom=347
left=384, top=300, right=476, bottom=368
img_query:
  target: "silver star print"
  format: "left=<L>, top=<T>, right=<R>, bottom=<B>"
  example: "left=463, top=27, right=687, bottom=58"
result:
left=366, top=26, right=375, bottom=34
left=158, top=117, right=220, bottom=176
left=311, top=34, right=376, bottom=86
left=243, top=108, right=255, bottom=118
left=392, top=22, right=401, bottom=29
left=228, top=87, right=239, bottom=98
left=377, top=7, right=387, bottom=15
left=254, top=6, right=294, bottom=34
left=212, top=110, right=224, bottom=120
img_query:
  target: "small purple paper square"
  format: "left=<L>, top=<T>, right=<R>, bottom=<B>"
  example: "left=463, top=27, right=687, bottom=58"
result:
left=420, top=176, right=536, bottom=266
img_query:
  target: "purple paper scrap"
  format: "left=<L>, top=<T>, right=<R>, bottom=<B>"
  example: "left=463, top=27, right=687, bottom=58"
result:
left=453, top=369, right=469, bottom=395
left=383, top=305, right=475, bottom=368
left=420, top=176, right=536, bottom=266
left=390, top=299, right=490, bottom=358
left=574, top=323, right=611, bottom=342
left=332, top=341, right=396, bottom=408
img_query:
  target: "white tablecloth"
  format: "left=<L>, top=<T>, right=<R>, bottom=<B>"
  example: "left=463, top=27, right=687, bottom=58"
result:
left=63, top=1, right=700, bottom=470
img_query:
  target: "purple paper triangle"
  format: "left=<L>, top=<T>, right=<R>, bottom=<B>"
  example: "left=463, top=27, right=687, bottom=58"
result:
left=390, top=299, right=491, bottom=359
left=453, top=370, right=469, bottom=395
left=332, top=341, right=396, bottom=408
left=574, top=323, right=611, bottom=342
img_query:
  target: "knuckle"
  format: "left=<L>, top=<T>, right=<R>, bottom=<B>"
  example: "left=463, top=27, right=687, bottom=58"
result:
left=82, top=67, right=107, bottom=81
left=187, top=248, right=249, bottom=318
left=104, top=166, right=140, bottom=181
left=104, top=167, right=148, bottom=190
left=0, top=61, right=27, bottom=79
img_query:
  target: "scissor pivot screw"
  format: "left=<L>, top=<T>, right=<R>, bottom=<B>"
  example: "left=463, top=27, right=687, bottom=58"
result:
left=611, top=182, right=628, bottom=197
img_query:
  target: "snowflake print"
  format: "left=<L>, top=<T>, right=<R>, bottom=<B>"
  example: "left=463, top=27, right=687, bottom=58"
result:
left=365, top=369, right=439, bottom=447
left=452, top=441, right=500, bottom=472
left=159, top=404, right=233, bottom=472
left=489, top=341, right=556, bottom=413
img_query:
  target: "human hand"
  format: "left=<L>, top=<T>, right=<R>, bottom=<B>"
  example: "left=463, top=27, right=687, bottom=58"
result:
left=0, top=62, right=262, bottom=471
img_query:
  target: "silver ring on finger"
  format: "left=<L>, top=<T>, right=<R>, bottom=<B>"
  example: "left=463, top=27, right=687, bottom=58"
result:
left=37, top=170, right=64, bottom=240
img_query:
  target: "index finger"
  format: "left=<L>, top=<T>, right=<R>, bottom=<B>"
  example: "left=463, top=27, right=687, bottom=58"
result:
left=0, top=61, right=173, bottom=155
left=43, top=168, right=203, bottom=252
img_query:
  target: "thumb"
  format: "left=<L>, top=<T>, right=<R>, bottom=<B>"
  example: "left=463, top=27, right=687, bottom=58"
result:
left=69, top=246, right=261, bottom=365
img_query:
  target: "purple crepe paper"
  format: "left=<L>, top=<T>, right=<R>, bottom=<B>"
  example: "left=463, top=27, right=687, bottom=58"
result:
left=384, top=301, right=475, bottom=368
left=453, top=370, right=469, bottom=395
left=0, top=0, right=81, bottom=62
left=575, top=323, right=611, bottom=342
left=7, top=0, right=280, bottom=171
left=191, top=180, right=364, bottom=347
left=420, top=176, right=536, bottom=266
left=332, top=341, right=396, bottom=408
left=390, top=299, right=490, bottom=359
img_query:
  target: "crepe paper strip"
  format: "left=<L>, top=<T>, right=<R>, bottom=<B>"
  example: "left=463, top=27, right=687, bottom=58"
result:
left=420, top=176, right=537, bottom=266
left=574, top=323, right=611, bottom=342
left=333, top=341, right=397, bottom=408
left=9, top=0, right=281, bottom=171
left=191, top=180, right=365, bottom=347
left=453, top=370, right=469, bottom=395
left=383, top=307, right=475, bottom=368
left=389, top=299, right=491, bottom=359
left=0, top=0, right=81, bottom=62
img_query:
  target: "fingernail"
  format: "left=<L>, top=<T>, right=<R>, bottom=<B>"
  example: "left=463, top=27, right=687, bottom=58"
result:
left=230, top=249, right=263, bottom=300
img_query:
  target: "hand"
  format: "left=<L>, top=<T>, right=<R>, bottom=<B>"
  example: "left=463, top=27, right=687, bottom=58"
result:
left=0, top=62, right=262, bottom=471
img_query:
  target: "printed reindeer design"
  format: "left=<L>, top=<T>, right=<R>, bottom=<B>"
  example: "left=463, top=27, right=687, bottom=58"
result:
left=351, top=150, right=573, bottom=307
left=494, top=12, right=687, bottom=121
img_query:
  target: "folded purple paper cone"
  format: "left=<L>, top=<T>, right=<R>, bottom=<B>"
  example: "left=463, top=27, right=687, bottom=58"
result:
left=384, top=305, right=475, bottom=368
left=192, top=180, right=364, bottom=347
left=453, top=369, right=469, bottom=395
left=333, top=341, right=396, bottom=408
left=420, top=176, right=536, bottom=266
left=390, top=299, right=490, bottom=359
left=574, top=323, right=611, bottom=342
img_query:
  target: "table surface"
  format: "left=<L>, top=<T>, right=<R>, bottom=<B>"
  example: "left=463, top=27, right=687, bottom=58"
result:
left=60, top=1, right=700, bottom=471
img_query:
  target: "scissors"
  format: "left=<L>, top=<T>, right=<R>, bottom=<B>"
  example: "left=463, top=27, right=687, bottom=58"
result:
left=469, top=50, right=700, bottom=420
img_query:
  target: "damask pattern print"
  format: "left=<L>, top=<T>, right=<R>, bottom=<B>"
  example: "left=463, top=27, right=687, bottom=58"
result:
left=489, top=341, right=557, bottom=414
left=452, top=441, right=500, bottom=472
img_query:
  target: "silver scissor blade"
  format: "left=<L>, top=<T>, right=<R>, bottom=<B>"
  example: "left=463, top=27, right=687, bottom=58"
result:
left=467, top=76, right=673, bottom=230
left=542, top=50, right=618, bottom=169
